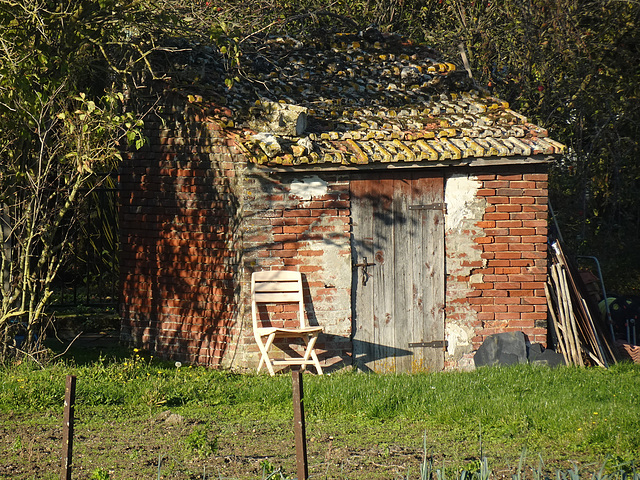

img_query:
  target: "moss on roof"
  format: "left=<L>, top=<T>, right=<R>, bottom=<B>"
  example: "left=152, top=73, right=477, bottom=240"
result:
left=187, top=28, right=564, bottom=169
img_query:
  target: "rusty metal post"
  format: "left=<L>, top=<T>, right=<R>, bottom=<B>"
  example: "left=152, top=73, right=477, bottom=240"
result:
left=61, top=375, right=76, bottom=480
left=291, top=367, right=308, bottom=480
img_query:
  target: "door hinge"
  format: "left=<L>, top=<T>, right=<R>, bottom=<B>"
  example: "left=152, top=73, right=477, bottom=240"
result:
left=408, top=203, right=446, bottom=212
left=408, top=340, right=448, bottom=349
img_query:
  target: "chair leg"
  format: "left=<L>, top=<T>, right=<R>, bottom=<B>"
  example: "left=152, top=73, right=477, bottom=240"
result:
left=302, top=334, right=323, bottom=375
left=310, top=349, right=323, bottom=375
left=256, top=333, right=277, bottom=376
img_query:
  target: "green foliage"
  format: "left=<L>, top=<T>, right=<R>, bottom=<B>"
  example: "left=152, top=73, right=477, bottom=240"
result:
left=90, top=467, right=111, bottom=480
left=0, top=0, right=153, bottom=358
left=184, top=423, right=218, bottom=458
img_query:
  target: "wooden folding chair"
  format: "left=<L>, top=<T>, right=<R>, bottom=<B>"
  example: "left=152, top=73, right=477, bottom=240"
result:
left=251, top=271, right=323, bottom=376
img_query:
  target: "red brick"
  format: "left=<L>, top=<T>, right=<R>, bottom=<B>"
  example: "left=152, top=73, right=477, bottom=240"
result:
left=509, top=289, right=535, bottom=297
left=482, top=305, right=508, bottom=313
left=522, top=235, right=548, bottom=244
left=484, top=275, right=509, bottom=282
left=522, top=296, right=547, bottom=305
left=510, top=259, right=535, bottom=268
left=483, top=180, right=508, bottom=188
left=497, top=188, right=524, bottom=196
left=487, top=259, right=511, bottom=267
left=510, top=196, right=536, bottom=205
left=494, top=236, right=522, bottom=244
left=496, top=220, right=523, bottom=228
left=509, top=274, right=536, bottom=282
left=503, top=297, right=523, bottom=304
left=484, top=228, right=509, bottom=236
left=494, top=252, right=522, bottom=260
left=508, top=305, right=535, bottom=315
left=523, top=189, right=547, bottom=197
left=283, top=226, right=309, bottom=234
left=296, top=217, right=317, bottom=225
left=271, top=249, right=298, bottom=258
left=474, top=236, right=494, bottom=244
left=469, top=297, right=496, bottom=305
left=522, top=219, right=548, bottom=227
left=484, top=212, right=510, bottom=221
left=476, top=220, right=496, bottom=228
left=509, top=243, right=535, bottom=251
left=510, top=227, right=536, bottom=236
left=494, top=267, right=521, bottom=275
left=486, top=196, right=510, bottom=204
left=523, top=204, right=548, bottom=212
left=497, top=174, right=523, bottom=181
left=495, top=204, right=522, bottom=212
left=283, top=209, right=311, bottom=217
left=509, top=181, right=535, bottom=189
left=471, top=282, right=494, bottom=290
left=484, top=243, right=509, bottom=252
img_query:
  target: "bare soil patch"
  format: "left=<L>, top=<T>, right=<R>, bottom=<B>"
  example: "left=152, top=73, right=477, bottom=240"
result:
left=1, top=409, right=516, bottom=480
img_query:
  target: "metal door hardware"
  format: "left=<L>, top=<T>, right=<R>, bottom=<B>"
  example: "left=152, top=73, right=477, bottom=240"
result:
left=408, top=203, right=446, bottom=212
left=408, top=340, right=448, bottom=349
left=353, top=256, right=375, bottom=286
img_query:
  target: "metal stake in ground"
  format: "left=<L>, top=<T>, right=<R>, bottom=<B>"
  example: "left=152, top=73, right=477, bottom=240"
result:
left=291, top=367, right=308, bottom=480
left=61, top=375, right=76, bottom=480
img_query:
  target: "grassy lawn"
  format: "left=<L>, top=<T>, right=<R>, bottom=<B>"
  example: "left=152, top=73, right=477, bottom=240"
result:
left=1, top=347, right=639, bottom=479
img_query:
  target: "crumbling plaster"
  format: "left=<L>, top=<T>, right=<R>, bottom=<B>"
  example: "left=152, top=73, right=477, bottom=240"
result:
left=288, top=175, right=353, bottom=338
left=444, top=173, right=487, bottom=370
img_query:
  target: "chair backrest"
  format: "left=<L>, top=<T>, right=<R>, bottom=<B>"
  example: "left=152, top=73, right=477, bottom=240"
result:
left=251, top=271, right=306, bottom=330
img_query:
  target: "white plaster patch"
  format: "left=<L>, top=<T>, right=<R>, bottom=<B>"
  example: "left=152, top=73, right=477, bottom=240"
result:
left=444, top=174, right=482, bottom=231
left=446, top=322, right=470, bottom=357
left=289, top=175, right=328, bottom=200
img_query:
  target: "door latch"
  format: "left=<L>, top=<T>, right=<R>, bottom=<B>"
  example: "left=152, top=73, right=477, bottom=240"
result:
left=353, top=256, right=375, bottom=286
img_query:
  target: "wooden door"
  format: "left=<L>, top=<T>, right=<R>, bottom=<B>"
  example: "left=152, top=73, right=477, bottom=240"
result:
left=351, top=171, right=445, bottom=373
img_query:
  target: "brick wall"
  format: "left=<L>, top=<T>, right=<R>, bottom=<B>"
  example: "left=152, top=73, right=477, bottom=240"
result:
left=471, top=168, right=549, bottom=348
left=442, top=167, right=549, bottom=369
left=238, top=171, right=353, bottom=369
left=119, top=97, right=244, bottom=366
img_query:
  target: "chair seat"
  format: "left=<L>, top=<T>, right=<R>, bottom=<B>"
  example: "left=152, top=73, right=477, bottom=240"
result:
left=255, top=326, right=323, bottom=337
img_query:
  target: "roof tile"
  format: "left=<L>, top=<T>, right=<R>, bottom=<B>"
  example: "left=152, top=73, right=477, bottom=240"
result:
left=209, top=30, right=564, bottom=168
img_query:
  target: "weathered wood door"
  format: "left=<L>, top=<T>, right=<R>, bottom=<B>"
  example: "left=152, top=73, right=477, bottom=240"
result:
left=351, top=171, right=445, bottom=373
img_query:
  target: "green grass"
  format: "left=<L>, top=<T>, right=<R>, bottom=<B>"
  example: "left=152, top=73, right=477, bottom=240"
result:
left=1, top=350, right=640, bottom=478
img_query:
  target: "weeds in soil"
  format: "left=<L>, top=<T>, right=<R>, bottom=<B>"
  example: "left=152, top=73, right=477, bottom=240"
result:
left=185, top=423, right=218, bottom=458
left=260, top=459, right=292, bottom=480
left=90, top=467, right=111, bottom=480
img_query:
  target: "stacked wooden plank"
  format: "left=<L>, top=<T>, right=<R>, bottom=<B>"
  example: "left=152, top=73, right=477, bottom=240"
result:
left=546, top=241, right=617, bottom=367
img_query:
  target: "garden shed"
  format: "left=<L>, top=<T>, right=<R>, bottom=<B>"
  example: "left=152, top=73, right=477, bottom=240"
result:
left=119, top=30, right=564, bottom=373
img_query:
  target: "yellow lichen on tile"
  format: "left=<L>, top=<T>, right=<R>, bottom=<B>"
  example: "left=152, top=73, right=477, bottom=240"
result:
left=392, top=139, right=416, bottom=162
left=371, top=140, right=393, bottom=162
left=416, top=140, right=439, bottom=161
left=440, top=138, right=462, bottom=159
left=346, top=139, right=369, bottom=164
